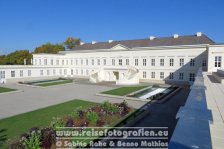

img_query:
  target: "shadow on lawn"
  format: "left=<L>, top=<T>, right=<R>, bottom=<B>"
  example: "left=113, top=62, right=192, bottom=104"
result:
left=0, top=129, right=7, bottom=147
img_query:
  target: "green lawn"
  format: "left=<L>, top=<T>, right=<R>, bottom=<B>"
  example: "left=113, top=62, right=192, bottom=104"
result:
left=0, top=99, right=96, bottom=144
left=37, top=79, right=73, bottom=87
left=101, top=86, right=148, bottom=96
left=0, top=87, right=16, bottom=93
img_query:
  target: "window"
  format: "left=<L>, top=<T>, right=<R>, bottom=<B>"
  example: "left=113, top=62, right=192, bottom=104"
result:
left=202, top=59, right=207, bottom=67
left=189, top=73, right=195, bottom=81
left=40, top=70, right=44, bottom=76
left=169, top=72, right=174, bottom=80
left=86, top=59, right=88, bottom=65
left=143, top=59, right=146, bottom=66
left=71, top=60, right=73, bottom=65
left=28, top=70, right=31, bottom=76
left=97, top=59, right=100, bottom=65
left=76, top=69, right=78, bottom=75
left=112, top=59, right=115, bottom=66
left=180, top=58, right=184, bottom=66
left=81, top=70, right=83, bottom=75
left=86, top=70, right=89, bottom=75
left=20, top=70, right=23, bottom=77
left=215, top=56, right=222, bottom=67
left=64, top=69, right=67, bottom=75
left=62, top=60, right=64, bottom=65
left=92, top=59, right=94, bottom=65
left=53, top=69, right=56, bottom=75
left=170, top=59, right=174, bottom=66
left=126, top=59, right=129, bottom=65
left=160, top=72, right=164, bottom=79
left=59, top=69, right=62, bottom=75
left=39, top=59, right=41, bottom=65
left=151, top=59, right=155, bottom=66
left=143, top=71, right=146, bottom=78
left=66, top=60, right=68, bottom=65
left=103, top=59, right=106, bottom=65
left=160, top=59, right=164, bottom=66
left=179, top=73, right=184, bottom=80
left=51, top=59, right=53, bottom=65
left=151, top=72, right=155, bottom=78
left=119, top=59, right=122, bottom=66
left=0, top=71, right=5, bottom=79
left=44, top=59, right=47, bottom=65
left=135, top=59, right=138, bottom=66
left=56, top=60, right=59, bottom=65
left=81, top=59, right=83, bottom=65
left=47, top=70, right=50, bottom=75
left=71, top=69, right=73, bottom=75
left=190, top=59, right=195, bottom=66
left=34, top=59, right=37, bottom=65
left=76, top=59, right=78, bottom=65
left=11, top=71, right=15, bottom=77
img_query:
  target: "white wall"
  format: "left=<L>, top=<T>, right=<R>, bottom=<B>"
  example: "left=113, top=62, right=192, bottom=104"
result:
left=2, top=44, right=224, bottom=84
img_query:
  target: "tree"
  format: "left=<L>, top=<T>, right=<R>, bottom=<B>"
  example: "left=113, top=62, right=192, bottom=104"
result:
left=34, top=43, right=65, bottom=54
left=64, top=37, right=80, bottom=49
left=0, top=55, right=7, bottom=65
left=5, top=50, right=32, bottom=65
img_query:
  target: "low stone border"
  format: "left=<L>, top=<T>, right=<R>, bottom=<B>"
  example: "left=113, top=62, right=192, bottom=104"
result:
left=17, top=82, right=75, bottom=89
left=95, top=93, right=149, bottom=102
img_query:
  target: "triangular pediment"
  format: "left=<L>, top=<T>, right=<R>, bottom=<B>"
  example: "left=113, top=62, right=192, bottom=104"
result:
left=110, top=44, right=130, bottom=51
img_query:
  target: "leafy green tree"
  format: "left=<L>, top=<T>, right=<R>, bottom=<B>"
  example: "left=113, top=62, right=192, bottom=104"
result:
left=34, top=43, right=65, bottom=54
left=0, top=55, right=7, bottom=65
left=64, top=37, right=80, bottom=49
left=5, top=50, right=32, bottom=65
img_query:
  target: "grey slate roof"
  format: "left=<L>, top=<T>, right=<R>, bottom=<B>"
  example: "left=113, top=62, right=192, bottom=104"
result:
left=71, top=34, right=215, bottom=51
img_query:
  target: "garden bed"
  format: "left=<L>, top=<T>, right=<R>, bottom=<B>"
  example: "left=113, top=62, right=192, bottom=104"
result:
left=101, top=86, right=148, bottom=96
left=2, top=100, right=134, bottom=149
left=0, top=86, right=16, bottom=93
left=0, top=99, right=96, bottom=148
left=18, top=78, right=73, bottom=87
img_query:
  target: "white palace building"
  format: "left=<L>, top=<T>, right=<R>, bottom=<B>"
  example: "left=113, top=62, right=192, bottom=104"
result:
left=0, top=32, right=224, bottom=85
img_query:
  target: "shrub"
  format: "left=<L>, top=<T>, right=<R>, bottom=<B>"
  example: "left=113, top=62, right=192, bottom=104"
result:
left=70, top=106, right=84, bottom=119
left=102, top=101, right=119, bottom=114
left=50, top=117, right=64, bottom=130
left=24, top=133, right=41, bottom=149
left=8, top=139, right=25, bottom=149
left=41, top=127, right=56, bottom=149
left=119, top=100, right=129, bottom=115
left=87, top=111, right=99, bottom=125
left=65, top=117, right=74, bottom=127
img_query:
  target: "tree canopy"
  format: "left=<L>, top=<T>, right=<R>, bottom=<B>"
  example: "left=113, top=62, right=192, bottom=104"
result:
left=0, top=36, right=81, bottom=65
left=64, top=37, right=80, bottom=49
left=34, top=43, right=65, bottom=54
left=0, top=50, right=32, bottom=65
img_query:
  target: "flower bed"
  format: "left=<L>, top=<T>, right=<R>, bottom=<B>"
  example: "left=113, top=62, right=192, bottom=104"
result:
left=7, top=100, right=133, bottom=149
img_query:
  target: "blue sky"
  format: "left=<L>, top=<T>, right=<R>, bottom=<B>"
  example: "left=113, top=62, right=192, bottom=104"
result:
left=0, top=0, right=224, bottom=54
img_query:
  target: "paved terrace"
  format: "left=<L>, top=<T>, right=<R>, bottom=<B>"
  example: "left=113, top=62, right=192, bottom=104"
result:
left=0, top=83, right=146, bottom=119
left=169, top=69, right=224, bottom=149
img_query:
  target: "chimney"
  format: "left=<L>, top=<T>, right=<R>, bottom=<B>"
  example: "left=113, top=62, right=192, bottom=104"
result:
left=149, top=36, right=155, bottom=40
left=108, top=40, right=113, bottom=43
left=173, top=34, right=179, bottom=39
left=80, top=42, right=85, bottom=45
left=92, top=41, right=97, bottom=44
left=196, top=32, right=202, bottom=37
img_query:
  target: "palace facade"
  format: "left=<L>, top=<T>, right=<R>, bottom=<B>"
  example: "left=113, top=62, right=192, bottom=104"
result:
left=1, top=32, right=224, bottom=85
